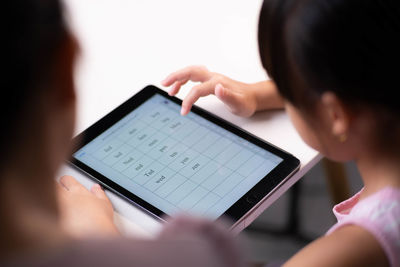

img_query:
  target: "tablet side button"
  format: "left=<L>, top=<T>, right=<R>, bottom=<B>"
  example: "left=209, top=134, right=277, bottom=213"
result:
left=245, top=194, right=258, bottom=204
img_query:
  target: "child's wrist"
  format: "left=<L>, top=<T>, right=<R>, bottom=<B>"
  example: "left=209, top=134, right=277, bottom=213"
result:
left=248, top=87, right=260, bottom=114
left=251, top=81, right=284, bottom=111
left=248, top=82, right=266, bottom=112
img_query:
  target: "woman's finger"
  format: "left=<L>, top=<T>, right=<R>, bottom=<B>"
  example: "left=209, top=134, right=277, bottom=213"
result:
left=90, top=184, right=110, bottom=202
left=181, top=80, right=215, bottom=115
left=59, top=175, right=88, bottom=194
left=56, top=179, right=67, bottom=191
left=56, top=180, right=68, bottom=201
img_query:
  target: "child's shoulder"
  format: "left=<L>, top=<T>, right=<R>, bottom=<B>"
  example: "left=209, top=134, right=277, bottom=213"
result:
left=329, top=187, right=400, bottom=234
left=353, top=187, right=400, bottom=219
left=286, top=188, right=399, bottom=267
left=327, top=187, right=400, bottom=267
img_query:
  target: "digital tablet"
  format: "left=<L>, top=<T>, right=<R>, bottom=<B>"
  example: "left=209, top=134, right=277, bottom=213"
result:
left=69, top=85, right=300, bottom=229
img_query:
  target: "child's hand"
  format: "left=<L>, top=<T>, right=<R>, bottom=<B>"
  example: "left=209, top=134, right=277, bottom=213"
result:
left=57, top=175, right=119, bottom=238
left=162, top=66, right=259, bottom=117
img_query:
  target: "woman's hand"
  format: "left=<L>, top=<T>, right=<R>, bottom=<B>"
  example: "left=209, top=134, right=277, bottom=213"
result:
left=159, top=216, right=245, bottom=267
left=162, top=65, right=284, bottom=117
left=57, top=175, right=119, bottom=238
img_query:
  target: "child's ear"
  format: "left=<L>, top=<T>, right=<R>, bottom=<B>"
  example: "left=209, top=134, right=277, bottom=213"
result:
left=321, top=92, right=350, bottom=139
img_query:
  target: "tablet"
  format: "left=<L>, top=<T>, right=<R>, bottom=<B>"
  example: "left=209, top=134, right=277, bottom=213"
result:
left=69, top=85, right=300, bottom=229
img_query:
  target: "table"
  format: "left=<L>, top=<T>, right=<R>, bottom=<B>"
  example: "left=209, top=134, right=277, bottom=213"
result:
left=60, top=0, right=321, bottom=238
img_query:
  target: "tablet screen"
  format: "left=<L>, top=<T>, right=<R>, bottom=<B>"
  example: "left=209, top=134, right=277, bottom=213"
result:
left=73, top=94, right=283, bottom=219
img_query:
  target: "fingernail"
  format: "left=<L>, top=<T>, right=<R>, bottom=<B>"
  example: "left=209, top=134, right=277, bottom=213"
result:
left=215, top=84, right=223, bottom=98
left=216, top=83, right=224, bottom=91
left=180, top=107, right=187, bottom=115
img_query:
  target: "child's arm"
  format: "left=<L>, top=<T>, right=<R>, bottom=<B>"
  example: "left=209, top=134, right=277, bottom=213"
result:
left=284, top=225, right=389, bottom=267
left=162, top=66, right=284, bottom=117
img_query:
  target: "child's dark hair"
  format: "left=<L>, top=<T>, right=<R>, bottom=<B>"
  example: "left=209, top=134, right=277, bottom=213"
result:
left=1, top=0, right=67, bottom=170
left=258, top=0, right=400, bottom=150
left=258, top=0, right=400, bottom=118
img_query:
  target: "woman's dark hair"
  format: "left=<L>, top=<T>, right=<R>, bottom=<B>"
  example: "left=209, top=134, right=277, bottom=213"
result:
left=1, top=0, right=67, bottom=170
left=258, top=0, right=400, bottom=115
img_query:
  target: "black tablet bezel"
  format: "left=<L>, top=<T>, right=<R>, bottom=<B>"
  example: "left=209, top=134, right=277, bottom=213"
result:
left=69, top=85, right=300, bottom=225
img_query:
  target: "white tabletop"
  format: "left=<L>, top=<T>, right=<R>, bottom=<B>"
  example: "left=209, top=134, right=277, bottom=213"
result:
left=60, top=0, right=321, bottom=238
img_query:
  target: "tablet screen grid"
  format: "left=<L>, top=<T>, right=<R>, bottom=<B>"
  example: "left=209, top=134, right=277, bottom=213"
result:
left=74, top=94, right=283, bottom=218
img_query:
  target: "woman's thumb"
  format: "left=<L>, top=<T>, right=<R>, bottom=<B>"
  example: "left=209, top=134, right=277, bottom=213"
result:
left=91, top=184, right=109, bottom=201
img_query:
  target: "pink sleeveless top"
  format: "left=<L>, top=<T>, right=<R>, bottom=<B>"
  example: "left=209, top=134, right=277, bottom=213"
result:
left=327, top=187, right=400, bottom=267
